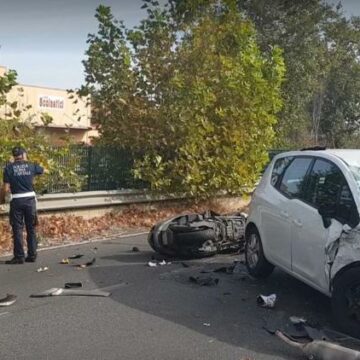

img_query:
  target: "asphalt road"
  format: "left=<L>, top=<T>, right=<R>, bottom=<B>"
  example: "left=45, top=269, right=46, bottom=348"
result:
left=0, top=233, right=336, bottom=360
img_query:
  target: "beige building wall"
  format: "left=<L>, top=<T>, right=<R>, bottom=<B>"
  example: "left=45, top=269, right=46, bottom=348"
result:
left=0, top=65, right=96, bottom=144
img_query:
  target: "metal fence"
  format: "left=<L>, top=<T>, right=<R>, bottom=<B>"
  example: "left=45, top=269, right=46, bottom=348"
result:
left=45, top=146, right=147, bottom=193
left=45, top=147, right=288, bottom=194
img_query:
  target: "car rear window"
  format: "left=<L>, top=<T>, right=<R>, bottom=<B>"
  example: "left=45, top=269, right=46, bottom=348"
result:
left=271, top=157, right=293, bottom=187
left=279, top=157, right=313, bottom=198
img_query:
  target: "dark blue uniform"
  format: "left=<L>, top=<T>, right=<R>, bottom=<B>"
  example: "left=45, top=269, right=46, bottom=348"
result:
left=3, top=161, right=44, bottom=259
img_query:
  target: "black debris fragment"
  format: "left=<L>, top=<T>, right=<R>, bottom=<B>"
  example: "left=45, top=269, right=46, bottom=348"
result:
left=181, top=262, right=190, bottom=268
left=64, top=282, right=83, bottom=289
left=189, top=276, right=219, bottom=286
left=213, top=266, right=234, bottom=274
left=76, top=258, right=96, bottom=269
left=68, top=254, right=84, bottom=259
left=132, top=247, right=140, bottom=252
left=0, top=294, right=17, bottom=307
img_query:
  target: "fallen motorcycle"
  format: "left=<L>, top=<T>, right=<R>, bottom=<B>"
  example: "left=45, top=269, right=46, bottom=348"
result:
left=148, top=210, right=247, bottom=258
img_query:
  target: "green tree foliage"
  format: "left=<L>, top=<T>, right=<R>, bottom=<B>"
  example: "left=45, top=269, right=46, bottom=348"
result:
left=237, top=0, right=360, bottom=147
left=0, top=69, right=84, bottom=193
left=82, top=1, right=285, bottom=197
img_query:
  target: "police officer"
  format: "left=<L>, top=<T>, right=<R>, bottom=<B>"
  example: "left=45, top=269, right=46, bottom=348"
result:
left=0, top=147, right=44, bottom=264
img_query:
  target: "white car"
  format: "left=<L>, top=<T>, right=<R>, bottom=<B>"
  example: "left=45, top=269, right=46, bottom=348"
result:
left=245, top=148, right=360, bottom=337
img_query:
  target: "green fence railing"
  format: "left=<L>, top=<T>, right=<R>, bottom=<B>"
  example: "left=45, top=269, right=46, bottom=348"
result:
left=44, top=146, right=147, bottom=193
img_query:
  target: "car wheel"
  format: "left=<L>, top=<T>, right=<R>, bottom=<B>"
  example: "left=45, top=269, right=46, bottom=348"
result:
left=332, top=267, right=360, bottom=338
left=245, top=227, right=274, bottom=278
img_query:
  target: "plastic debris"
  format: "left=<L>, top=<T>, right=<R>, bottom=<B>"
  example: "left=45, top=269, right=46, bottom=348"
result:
left=159, top=260, right=171, bottom=266
left=0, top=294, right=17, bottom=307
left=257, top=294, right=277, bottom=308
left=60, top=258, right=70, bottom=264
left=203, top=323, right=211, bottom=327
left=36, top=267, right=49, bottom=273
left=64, top=282, right=83, bottom=289
left=148, top=261, right=157, bottom=267
left=132, top=247, right=140, bottom=252
left=189, top=276, right=219, bottom=286
left=30, top=288, right=110, bottom=298
left=276, top=330, right=360, bottom=360
left=68, top=254, right=84, bottom=259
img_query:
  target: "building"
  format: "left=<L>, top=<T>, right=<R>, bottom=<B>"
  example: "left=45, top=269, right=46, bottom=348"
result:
left=0, top=65, right=97, bottom=144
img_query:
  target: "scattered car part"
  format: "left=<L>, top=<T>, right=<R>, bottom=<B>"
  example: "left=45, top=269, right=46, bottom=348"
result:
left=60, top=258, right=70, bottom=264
left=148, top=261, right=157, bottom=267
left=148, top=210, right=247, bottom=258
left=0, top=294, right=17, bottom=307
left=189, top=276, right=219, bottom=286
left=30, top=288, right=110, bottom=298
left=36, top=267, right=49, bottom=273
left=257, top=294, right=277, bottom=308
left=64, top=282, right=83, bottom=289
left=275, top=330, right=360, bottom=360
left=132, top=247, right=140, bottom=252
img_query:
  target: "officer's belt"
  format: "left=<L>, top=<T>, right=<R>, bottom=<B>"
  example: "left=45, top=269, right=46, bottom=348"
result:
left=12, top=192, right=36, bottom=199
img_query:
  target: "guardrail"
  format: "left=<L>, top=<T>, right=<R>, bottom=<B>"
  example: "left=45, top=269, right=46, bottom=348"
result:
left=0, top=190, right=185, bottom=215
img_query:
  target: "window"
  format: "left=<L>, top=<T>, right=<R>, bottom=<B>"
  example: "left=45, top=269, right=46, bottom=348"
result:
left=305, top=159, right=342, bottom=208
left=271, top=157, right=293, bottom=187
left=279, top=157, right=313, bottom=198
left=305, top=159, right=359, bottom=226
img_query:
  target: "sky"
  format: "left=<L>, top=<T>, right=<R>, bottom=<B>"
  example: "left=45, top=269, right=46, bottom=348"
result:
left=0, top=0, right=360, bottom=89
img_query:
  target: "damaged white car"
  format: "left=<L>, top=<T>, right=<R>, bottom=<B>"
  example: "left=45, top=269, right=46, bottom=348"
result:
left=245, top=148, right=360, bottom=338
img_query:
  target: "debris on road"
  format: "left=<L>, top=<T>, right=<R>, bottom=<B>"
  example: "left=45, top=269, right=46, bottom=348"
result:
left=276, top=330, right=360, bottom=360
left=76, top=257, right=96, bottom=269
left=257, top=294, right=277, bottom=308
left=189, top=275, right=219, bottom=286
left=30, top=287, right=110, bottom=298
left=36, top=267, right=49, bottom=273
left=132, top=247, right=140, bottom=252
left=0, top=294, right=17, bottom=307
left=181, top=262, right=191, bottom=268
left=148, top=261, right=157, bottom=267
left=203, top=323, right=211, bottom=327
left=64, top=282, right=83, bottom=289
left=60, top=258, right=70, bottom=264
left=68, top=254, right=84, bottom=259
left=159, top=260, right=171, bottom=266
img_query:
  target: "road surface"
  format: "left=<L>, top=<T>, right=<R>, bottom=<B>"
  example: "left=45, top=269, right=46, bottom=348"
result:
left=0, top=233, right=334, bottom=360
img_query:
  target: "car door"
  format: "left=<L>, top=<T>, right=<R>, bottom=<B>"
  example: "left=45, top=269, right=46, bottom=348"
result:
left=261, top=156, right=313, bottom=270
left=290, top=158, right=357, bottom=291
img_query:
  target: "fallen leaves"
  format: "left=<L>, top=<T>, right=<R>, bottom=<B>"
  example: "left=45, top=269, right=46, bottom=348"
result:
left=0, top=200, right=247, bottom=255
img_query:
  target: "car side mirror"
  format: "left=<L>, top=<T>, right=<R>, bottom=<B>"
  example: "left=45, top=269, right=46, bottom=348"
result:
left=318, top=204, right=336, bottom=229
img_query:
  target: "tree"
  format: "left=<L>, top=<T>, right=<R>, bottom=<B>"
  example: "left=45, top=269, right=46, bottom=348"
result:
left=81, top=1, right=285, bottom=197
left=0, top=68, right=84, bottom=193
left=237, top=0, right=360, bottom=148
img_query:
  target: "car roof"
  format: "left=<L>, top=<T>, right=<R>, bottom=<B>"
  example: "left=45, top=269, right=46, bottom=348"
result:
left=275, top=149, right=360, bottom=167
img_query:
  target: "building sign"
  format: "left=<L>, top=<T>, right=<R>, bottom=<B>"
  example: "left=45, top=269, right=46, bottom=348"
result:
left=39, top=95, right=64, bottom=110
